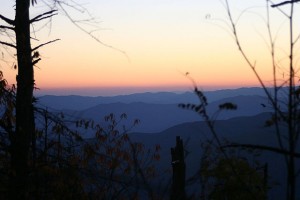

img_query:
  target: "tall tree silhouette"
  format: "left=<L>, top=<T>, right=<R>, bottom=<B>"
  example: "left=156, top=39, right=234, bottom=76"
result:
left=0, top=1, right=88, bottom=198
left=10, top=1, right=35, bottom=198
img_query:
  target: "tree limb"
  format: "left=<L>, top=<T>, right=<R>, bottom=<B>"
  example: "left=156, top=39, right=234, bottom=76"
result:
left=32, top=58, right=41, bottom=66
left=0, top=14, right=14, bottom=26
left=30, top=10, right=58, bottom=24
left=222, top=144, right=300, bottom=158
left=0, top=41, right=16, bottom=49
left=0, top=25, right=14, bottom=31
left=31, top=14, right=57, bottom=24
left=271, top=0, right=300, bottom=7
left=31, top=39, right=60, bottom=52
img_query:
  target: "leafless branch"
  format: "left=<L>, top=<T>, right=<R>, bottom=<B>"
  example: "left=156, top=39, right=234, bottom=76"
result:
left=0, top=25, right=14, bottom=31
left=265, top=0, right=288, bottom=165
left=271, top=0, right=300, bottom=7
left=268, top=0, right=289, bottom=17
left=224, top=0, right=287, bottom=121
left=0, top=41, right=16, bottom=49
left=0, top=14, right=14, bottom=26
left=32, top=58, right=41, bottom=66
left=31, top=39, right=60, bottom=52
left=56, top=1, right=130, bottom=62
left=30, top=10, right=58, bottom=23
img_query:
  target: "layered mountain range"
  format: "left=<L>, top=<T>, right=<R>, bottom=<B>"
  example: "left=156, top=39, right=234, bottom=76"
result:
left=36, top=87, right=297, bottom=199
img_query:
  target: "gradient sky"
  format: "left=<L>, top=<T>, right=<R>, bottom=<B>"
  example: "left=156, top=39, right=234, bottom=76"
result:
left=0, top=0, right=295, bottom=95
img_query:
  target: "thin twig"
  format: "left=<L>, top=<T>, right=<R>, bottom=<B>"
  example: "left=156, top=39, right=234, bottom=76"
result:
left=266, top=0, right=288, bottom=166
left=271, top=0, right=300, bottom=7
left=31, top=39, right=60, bottom=52
left=224, top=0, right=286, bottom=121
left=30, top=10, right=58, bottom=23
left=57, top=1, right=130, bottom=62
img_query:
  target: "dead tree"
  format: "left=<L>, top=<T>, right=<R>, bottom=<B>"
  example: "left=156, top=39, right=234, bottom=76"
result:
left=170, top=136, right=186, bottom=200
left=0, top=1, right=56, bottom=198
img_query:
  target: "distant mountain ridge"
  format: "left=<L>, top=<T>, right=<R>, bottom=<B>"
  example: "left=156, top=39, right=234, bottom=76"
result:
left=58, top=95, right=271, bottom=133
left=35, top=87, right=275, bottom=133
left=37, top=87, right=267, bottom=111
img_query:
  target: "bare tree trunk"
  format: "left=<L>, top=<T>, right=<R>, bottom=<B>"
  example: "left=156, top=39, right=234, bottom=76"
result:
left=287, top=3, right=296, bottom=200
left=170, top=136, right=186, bottom=200
left=10, top=0, right=35, bottom=198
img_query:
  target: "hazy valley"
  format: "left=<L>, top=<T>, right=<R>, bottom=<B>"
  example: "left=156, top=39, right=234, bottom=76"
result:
left=35, top=87, right=299, bottom=199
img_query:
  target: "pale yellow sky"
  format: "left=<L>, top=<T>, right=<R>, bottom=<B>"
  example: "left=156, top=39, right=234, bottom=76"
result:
left=0, top=0, right=298, bottom=95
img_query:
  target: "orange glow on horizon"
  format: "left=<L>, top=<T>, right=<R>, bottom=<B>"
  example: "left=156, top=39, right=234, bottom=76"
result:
left=0, top=0, right=287, bottom=95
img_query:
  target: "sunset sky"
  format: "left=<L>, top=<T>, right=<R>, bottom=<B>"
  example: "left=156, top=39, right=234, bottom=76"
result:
left=0, top=0, right=296, bottom=95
